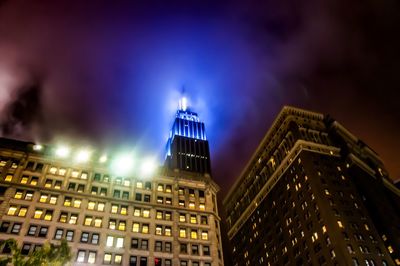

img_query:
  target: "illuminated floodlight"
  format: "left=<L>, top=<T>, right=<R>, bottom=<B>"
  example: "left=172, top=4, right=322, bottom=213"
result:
left=76, top=149, right=91, bottom=163
left=55, top=146, right=70, bottom=158
left=32, top=144, right=43, bottom=151
left=179, top=96, right=188, bottom=111
left=99, top=154, right=107, bottom=163
left=140, top=157, right=157, bottom=177
left=111, top=154, right=134, bottom=175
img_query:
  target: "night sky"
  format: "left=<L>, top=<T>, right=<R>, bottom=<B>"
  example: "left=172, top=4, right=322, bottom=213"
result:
left=1, top=0, right=400, bottom=199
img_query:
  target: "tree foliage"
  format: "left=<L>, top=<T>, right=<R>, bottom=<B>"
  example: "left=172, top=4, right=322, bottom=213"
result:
left=0, top=239, right=72, bottom=266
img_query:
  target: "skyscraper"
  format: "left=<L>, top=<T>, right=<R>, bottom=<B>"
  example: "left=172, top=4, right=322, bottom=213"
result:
left=223, top=106, right=400, bottom=266
left=165, top=97, right=211, bottom=174
left=0, top=100, right=223, bottom=266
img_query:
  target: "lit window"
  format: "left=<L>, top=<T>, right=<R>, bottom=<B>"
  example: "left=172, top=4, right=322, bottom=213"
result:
left=49, top=167, right=57, bottom=174
left=104, top=253, right=112, bottom=264
left=111, top=205, right=118, bottom=214
left=157, top=184, right=164, bottom=192
left=189, top=202, right=195, bottom=209
left=20, top=176, right=28, bottom=184
left=190, top=215, right=197, bottom=224
left=45, top=179, right=52, bottom=188
left=179, top=228, right=187, bottom=238
left=49, top=196, right=57, bottom=204
left=120, top=205, right=127, bottom=215
left=88, top=201, right=95, bottom=210
left=44, top=210, right=53, bottom=221
left=54, top=181, right=61, bottom=189
left=179, top=214, right=186, bottom=222
left=59, top=213, right=68, bottom=223
left=64, top=197, right=72, bottom=207
left=14, top=190, right=23, bottom=199
left=142, top=224, right=149, bottom=234
left=116, top=237, right=124, bottom=248
left=106, top=236, right=114, bottom=247
left=201, top=231, right=208, bottom=240
left=94, top=218, right=102, bottom=227
left=136, top=182, right=143, bottom=189
left=84, top=216, right=93, bottom=226
left=5, top=174, right=13, bottom=182
left=69, top=214, right=78, bottom=224
left=388, top=246, right=394, bottom=253
left=156, top=211, right=163, bottom=219
left=191, top=230, right=198, bottom=239
left=132, top=223, right=140, bottom=233
left=109, top=220, right=116, bottom=230
left=77, top=250, right=85, bottom=262
left=124, top=179, right=130, bottom=186
left=81, top=172, right=88, bottom=179
left=34, top=209, right=43, bottom=219
left=199, top=203, right=205, bottom=211
left=40, top=194, right=48, bottom=203
left=7, top=206, right=17, bottom=216
left=143, top=209, right=150, bottom=218
left=18, top=207, right=28, bottom=217
left=73, top=199, right=82, bottom=208
left=71, top=170, right=79, bottom=178
left=115, top=254, right=122, bottom=264
left=322, top=225, right=327, bottom=233
left=165, top=185, right=172, bottom=193
left=25, top=191, right=34, bottom=200
left=156, top=225, right=162, bottom=235
left=324, top=189, right=330, bottom=195
left=337, top=220, right=344, bottom=228
left=165, top=227, right=171, bottom=236
left=134, top=208, right=141, bottom=217
left=88, top=251, right=96, bottom=264
left=59, top=168, right=66, bottom=176
left=364, top=224, right=370, bottom=231
left=118, top=221, right=126, bottom=231
left=98, top=203, right=105, bottom=212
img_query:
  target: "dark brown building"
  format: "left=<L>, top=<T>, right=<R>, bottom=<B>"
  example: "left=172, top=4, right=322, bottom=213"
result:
left=223, top=106, right=400, bottom=266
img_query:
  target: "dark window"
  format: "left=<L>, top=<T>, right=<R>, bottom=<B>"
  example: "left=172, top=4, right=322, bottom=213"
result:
left=68, top=183, right=76, bottom=191
left=54, top=229, right=63, bottom=240
left=81, top=232, right=89, bottom=243
left=144, top=194, right=150, bottom=202
left=203, top=245, right=210, bottom=256
left=155, top=258, right=162, bottom=266
left=122, top=191, right=129, bottom=199
left=38, top=227, right=48, bottom=237
left=131, top=238, right=139, bottom=249
left=27, top=225, right=37, bottom=236
left=66, top=230, right=74, bottom=241
left=192, top=244, right=199, bottom=255
left=11, top=223, right=21, bottom=234
left=21, top=243, right=31, bottom=255
left=91, top=233, right=99, bottom=244
left=0, top=222, right=10, bottom=233
left=140, top=257, right=147, bottom=266
left=180, top=243, right=187, bottom=253
left=141, top=240, right=148, bottom=250
left=77, top=184, right=85, bottom=192
left=155, top=241, right=162, bottom=252
left=165, top=242, right=172, bottom=252
left=135, top=193, right=142, bottom=201
left=114, top=190, right=121, bottom=198
left=145, top=182, right=151, bottom=190
left=130, top=256, right=137, bottom=266
left=94, top=173, right=101, bottom=181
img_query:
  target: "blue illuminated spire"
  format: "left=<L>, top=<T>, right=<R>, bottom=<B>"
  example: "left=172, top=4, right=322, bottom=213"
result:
left=165, top=95, right=211, bottom=174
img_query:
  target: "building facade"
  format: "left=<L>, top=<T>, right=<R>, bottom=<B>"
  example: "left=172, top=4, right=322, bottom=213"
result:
left=223, top=106, right=400, bottom=266
left=0, top=104, right=223, bottom=266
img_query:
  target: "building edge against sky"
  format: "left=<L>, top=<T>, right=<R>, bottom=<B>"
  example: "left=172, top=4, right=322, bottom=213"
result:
left=0, top=98, right=224, bottom=266
left=223, top=106, right=400, bottom=265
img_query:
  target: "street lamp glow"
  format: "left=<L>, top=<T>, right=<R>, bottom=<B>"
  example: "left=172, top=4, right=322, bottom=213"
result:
left=99, top=154, right=107, bottom=163
left=140, top=157, right=157, bottom=177
left=33, top=144, right=43, bottom=151
left=55, top=146, right=70, bottom=158
left=76, top=150, right=91, bottom=163
left=111, top=154, right=134, bottom=175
